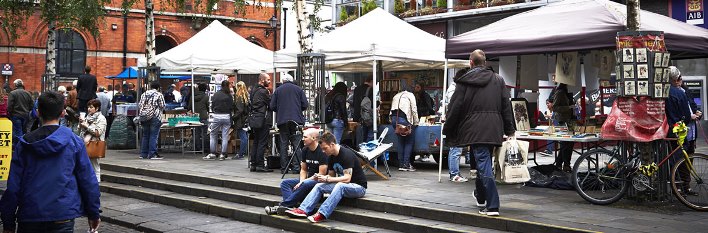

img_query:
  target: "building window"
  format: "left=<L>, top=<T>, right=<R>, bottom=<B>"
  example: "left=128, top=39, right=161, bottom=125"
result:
left=56, top=29, right=86, bottom=76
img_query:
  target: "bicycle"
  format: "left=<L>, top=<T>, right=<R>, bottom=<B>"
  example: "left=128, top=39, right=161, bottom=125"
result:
left=571, top=120, right=708, bottom=211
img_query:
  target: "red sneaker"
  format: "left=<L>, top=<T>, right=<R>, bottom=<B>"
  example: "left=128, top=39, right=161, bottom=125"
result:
left=285, top=208, right=307, bottom=218
left=307, top=212, right=326, bottom=223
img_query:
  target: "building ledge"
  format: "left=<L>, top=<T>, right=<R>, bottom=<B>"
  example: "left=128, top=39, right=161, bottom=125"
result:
left=403, top=0, right=561, bottom=23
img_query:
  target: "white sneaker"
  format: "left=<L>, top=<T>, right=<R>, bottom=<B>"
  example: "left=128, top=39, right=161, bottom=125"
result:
left=203, top=154, right=217, bottom=160
left=218, top=154, right=227, bottom=161
left=469, top=170, right=478, bottom=179
left=450, top=175, right=468, bottom=183
left=479, top=208, right=500, bottom=216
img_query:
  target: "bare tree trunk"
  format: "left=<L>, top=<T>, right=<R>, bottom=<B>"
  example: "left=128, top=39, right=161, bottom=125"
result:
left=45, top=21, right=56, bottom=76
left=145, top=0, right=156, bottom=81
left=626, top=0, right=640, bottom=31
left=294, top=0, right=311, bottom=53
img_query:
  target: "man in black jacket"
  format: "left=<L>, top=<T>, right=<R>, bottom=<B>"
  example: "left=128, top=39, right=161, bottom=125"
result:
left=250, top=73, right=274, bottom=172
left=352, top=78, right=372, bottom=145
left=270, top=74, right=308, bottom=174
left=8, top=79, right=33, bottom=141
left=205, top=81, right=234, bottom=161
left=443, top=49, right=515, bottom=217
left=188, top=83, right=209, bottom=152
left=76, top=66, right=98, bottom=113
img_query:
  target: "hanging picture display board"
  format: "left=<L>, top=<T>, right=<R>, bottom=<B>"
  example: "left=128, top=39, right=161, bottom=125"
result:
left=554, top=52, right=579, bottom=86
left=602, top=31, right=669, bottom=142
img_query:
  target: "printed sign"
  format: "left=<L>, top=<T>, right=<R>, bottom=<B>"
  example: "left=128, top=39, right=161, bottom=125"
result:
left=688, top=0, right=705, bottom=25
left=0, top=118, right=12, bottom=180
left=1, top=63, right=13, bottom=76
left=601, top=97, right=668, bottom=142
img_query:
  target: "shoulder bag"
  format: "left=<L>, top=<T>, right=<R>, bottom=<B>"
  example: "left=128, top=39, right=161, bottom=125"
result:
left=394, top=95, right=412, bottom=137
left=86, top=140, right=106, bottom=158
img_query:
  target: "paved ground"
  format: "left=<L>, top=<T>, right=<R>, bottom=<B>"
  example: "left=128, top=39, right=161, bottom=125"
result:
left=74, top=218, right=141, bottom=233
left=95, top=137, right=708, bottom=233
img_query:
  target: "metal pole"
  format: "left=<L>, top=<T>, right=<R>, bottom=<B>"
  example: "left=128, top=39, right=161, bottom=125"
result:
left=372, top=60, right=378, bottom=140
left=438, top=59, right=448, bottom=182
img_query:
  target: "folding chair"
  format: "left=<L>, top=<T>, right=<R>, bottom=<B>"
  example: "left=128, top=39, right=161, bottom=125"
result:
left=354, top=127, right=392, bottom=180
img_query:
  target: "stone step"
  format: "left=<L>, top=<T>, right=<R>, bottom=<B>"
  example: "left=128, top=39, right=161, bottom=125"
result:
left=100, top=181, right=398, bottom=233
left=102, top=170, right=503, bottom=233
left=101, top=163, right=596, bottom=233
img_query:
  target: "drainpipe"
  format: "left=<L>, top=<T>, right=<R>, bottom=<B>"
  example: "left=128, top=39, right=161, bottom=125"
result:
left=122, top=9, right=128, bottom=68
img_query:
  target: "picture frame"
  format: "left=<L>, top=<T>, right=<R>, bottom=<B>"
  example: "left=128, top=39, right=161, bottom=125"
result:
left=637, top=81, right=649, bottom=96
left=654, top=84, right=663, bottom=98
left=623, top=64, right=635, bottom=80
left=616, top=50, right=623, bottom=64
left=654, top=68, right=663, bottom=83
left=622, top=48, right=635, bottom=63
left=636, top=48, right=648, bottom=63
left=663, top=84, right=671, bottom=98
left=637, top=64, right=648, bottom=79
left=625, top=81, right=636, bottom=96
left=654, top=52, right=663, bottom=67
left=662, top=68, right=670, bottom=82
left=662, top=53, right=671, bottom=67
left=511, top=98, right=531, bottom=131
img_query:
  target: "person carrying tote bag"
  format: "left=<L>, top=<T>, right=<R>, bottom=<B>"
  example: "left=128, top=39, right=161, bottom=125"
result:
left=389, top=89, right=418, bottom=171
left=80, top=99, right=107, bottom=182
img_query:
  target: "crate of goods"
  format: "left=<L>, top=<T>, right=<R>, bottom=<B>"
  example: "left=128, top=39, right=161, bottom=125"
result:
left=116, top=104, right=137, bottom=116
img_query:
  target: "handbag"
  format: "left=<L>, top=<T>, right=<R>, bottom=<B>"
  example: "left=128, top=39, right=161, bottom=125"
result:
left=494, top=139, right=530, bottom=184
left=394, top=95, right=412, bottom=137
left=86, top=140, right=106, bottom=159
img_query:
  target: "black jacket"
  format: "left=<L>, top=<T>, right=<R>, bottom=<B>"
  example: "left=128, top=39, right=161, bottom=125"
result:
left=443, top=67, right=515, bottom=146
left=188, top=90, right=209, bottom=120
left=250, top=84, right=273, bottom=127
left=8, top=87, right=33, bottom=117
left=211, top=90, right=234, bottom=114
left=351, top=83, right=370, bottom=121
left=76, top=74, right=97, bottom=100
left=270, top=81, right=308, bottom=125
left=416, top=91, right=435, bottom=117
left=233, top=96, right=249, bottom=128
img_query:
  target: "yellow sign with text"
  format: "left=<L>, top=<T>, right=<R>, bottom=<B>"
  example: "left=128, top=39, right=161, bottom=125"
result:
left=0, top=118, right=12, bottom=180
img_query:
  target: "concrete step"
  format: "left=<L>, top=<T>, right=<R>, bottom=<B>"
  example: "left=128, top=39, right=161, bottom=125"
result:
left=102, top=163, right=596, bottom=233
left=100, top=181, right=398, bottom=233
left=102, top=170, right=504, bottom=233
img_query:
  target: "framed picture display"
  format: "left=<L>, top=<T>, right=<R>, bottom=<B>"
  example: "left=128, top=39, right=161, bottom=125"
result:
left=637, top=81, right=649, bottom=96
left=663, top=84, right=671, bottom=97
left=637, top=64, right=648, bottom=79
left=636, top=48, right=648, bottom=63
left=510, top=98, right=531, bottom=131
left=623, top=64, right=635, bottom=80
left=654, top=52, right=663, bottom=67
left=622, top=48, right=635, bottom=63
left=662, top=68, right=670, bottom=82
left=662, top=53, right=671, bottom=67
left=654, top=68, right=664, bottom=82
left=616, top=50, right=623, bottom=64
left=654, top=84, right=664, bottom=98
left=625, top=81, right=636, bottom=96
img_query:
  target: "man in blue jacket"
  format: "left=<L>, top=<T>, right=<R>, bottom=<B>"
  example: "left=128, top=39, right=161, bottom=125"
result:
left=0, top=91, right=101, bottom=233
left=270, top=74, right=308, bottom=174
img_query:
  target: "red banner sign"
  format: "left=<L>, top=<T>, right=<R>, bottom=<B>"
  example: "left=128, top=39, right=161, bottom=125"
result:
left=601, top=97, right=668, bottom=142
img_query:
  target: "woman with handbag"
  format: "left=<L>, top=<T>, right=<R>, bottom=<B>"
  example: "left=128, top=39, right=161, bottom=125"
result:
left=325, top=82, right=349, bottom=144
left=390, top=88, right=418, bottom=171
left=233, top=81, right=250, bottom=160
left=80, top=99, right=107, bottom=182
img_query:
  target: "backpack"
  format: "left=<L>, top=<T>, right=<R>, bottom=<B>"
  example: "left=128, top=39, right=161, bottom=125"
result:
left=324, top=93, right=342, bottom=124
left=360, top=87, right=373, bottom=127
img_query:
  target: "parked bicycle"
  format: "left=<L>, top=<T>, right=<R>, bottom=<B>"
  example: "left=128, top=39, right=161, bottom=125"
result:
left=572, top=121, right=708, bottom=211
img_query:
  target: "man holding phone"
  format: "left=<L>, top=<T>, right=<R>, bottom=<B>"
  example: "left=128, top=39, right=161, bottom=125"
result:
left=265, top=128, right=328, bottom=215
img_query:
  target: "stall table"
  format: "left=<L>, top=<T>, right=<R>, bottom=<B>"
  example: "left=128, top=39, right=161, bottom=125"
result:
left=515, top=133, right=607, bottom=166
left=159, top=123, right=205, bottom=155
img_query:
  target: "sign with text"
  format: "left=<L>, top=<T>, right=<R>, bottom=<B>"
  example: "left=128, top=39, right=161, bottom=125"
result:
left=601, top=97, right=668, bottom=142
left=672, top=0, right=707, bottom=29
left=0, top=118, right=12, bottom=180
left=1, top=63, right=13, bottom=76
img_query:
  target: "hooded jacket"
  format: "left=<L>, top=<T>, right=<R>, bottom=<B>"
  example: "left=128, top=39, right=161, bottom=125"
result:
left=443, top=66, right=515, bottom=146
left=250, top=84, right=273, bottom=128
left=0, top=125, right=101, bottom=230
left=189, top=90, right=209, bottom=120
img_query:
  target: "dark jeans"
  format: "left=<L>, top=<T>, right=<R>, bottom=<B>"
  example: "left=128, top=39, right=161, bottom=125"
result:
left=280, top=178, right=318, bottom=207
left=140, top=117, right=161, bottom=158
left=194, top=119, right=209, bottom=151
left=556, top=141, right=574, bottom=168
left=250, top=126, right=270, bottom=167
left=472, top=145, right=500, bottom=210
left=391, top=116, right=415, bottom=167
left=18, top=219, right=74, bottom=233
left=11, top=115, right=31, bottom=143
left=278, top=122, right=302, bottom=171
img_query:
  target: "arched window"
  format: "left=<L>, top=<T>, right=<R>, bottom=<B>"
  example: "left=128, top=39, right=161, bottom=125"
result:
left=56, top=29, right=86, bottom=76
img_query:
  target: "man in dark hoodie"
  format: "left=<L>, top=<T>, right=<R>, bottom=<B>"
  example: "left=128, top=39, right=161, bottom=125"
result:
left=270, top=73, right=308, bottom=174
left=205, top=80, right=234, bottom=161
left=443, top=49, right=515, bottom=217
left=250, top=73, right=274, bottom=172
left=0, top=91, right=101, bottom=232
left=189, top=83, right=210, bottom=152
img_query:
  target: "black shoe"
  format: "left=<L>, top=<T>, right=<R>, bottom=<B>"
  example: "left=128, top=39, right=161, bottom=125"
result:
left=250, top=167, right=257, bottom=172
left=255, top=167, right=273, bottom=172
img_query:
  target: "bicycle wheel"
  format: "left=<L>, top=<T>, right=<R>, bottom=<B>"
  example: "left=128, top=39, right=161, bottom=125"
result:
left=670, top=154, right=708, bottom=211
left=572, top=148, right=629, bottom=205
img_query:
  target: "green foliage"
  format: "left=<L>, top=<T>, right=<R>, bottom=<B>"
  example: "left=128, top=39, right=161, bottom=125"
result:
left=436, top=0, right=447, bottom=9
left=361, top=0, right=378, bottom=15
left=394, top=0, right=404, bottom=15
left=340, top=8, right=349, bottom=22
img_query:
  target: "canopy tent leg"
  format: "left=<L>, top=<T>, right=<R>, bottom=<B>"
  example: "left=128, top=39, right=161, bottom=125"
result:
left=438, top=60, right=448, bottom=183
left=372, top=60, right=378, bottom=140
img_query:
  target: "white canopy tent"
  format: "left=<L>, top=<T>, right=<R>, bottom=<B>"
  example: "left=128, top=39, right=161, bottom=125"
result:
left=275, top=8, right=468, bottom=181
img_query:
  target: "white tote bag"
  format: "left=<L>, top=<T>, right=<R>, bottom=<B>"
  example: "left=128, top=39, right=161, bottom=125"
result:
left=494, top=139, right=531, bottom=184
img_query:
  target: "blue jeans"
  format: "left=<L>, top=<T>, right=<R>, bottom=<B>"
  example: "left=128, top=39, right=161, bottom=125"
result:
left=546, top=141, right=556, bottom=152
left=472, top=145, right=500, bottom=210
left=391, top=116, right=414, bottom=167
left=140, top=117, right=161, bottom=158
left=328, top=119, right=345, bottom=144
left=11, top=115, right=30, bottom=142
left=299, top=182, right=366, bottom=218
left=17, top=219, right=74, bottom=233
left=237, top=129, right=248, bottom=157
left=449, top=147, right=463, bottom=177
left=209, top=116, right=231, bottom=155
left=280, top=178, right=318, bottom=208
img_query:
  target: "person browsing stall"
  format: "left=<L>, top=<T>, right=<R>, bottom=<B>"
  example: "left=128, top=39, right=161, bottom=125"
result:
left=285, top=132, right=367, bottom=223
left=265, top=128, right=329, bottom=215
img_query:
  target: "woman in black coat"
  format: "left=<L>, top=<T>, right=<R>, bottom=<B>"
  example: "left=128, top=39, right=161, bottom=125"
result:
left=325, top=82, right=348, bottom=144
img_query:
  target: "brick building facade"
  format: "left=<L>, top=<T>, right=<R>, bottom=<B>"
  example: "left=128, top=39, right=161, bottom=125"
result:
left=0, top=1, right=279, bottom=92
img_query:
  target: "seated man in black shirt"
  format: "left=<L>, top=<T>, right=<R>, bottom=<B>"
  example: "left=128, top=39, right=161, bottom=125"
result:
left=285, top=132, right=367, bottom=223
left=265, top=128, right=328, bottom=215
